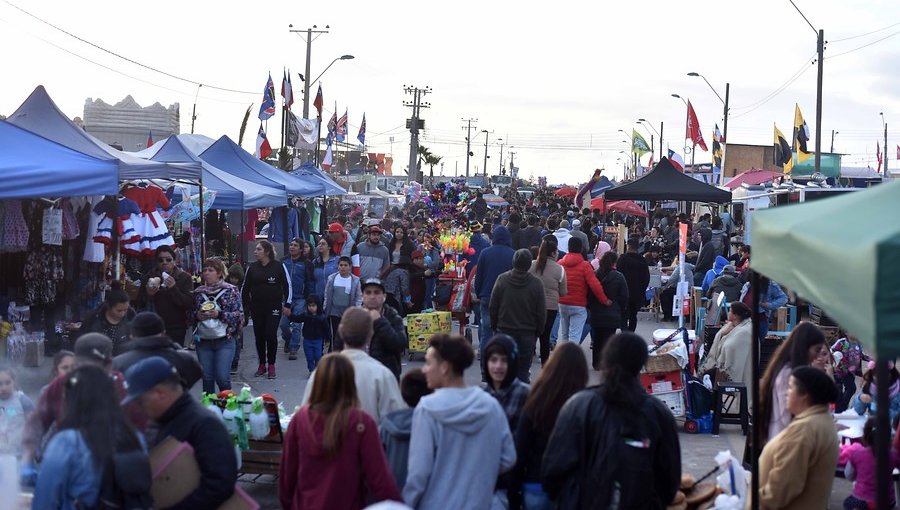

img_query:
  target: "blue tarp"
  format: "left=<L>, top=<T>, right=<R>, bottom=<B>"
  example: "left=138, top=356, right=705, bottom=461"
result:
left=7, top=86, right=201, bottom=181
left=200, top=136, right=326, bottom=197
left=0, top=121, right=119, bottom=198
left=133, top=135, right=287, bottom=210
left=290, top=162, right=347, bottom=196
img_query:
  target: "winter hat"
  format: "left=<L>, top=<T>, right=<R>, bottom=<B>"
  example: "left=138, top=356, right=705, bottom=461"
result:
left=131, top=312, right=165, bottom=338
left=482, top=334, right=519, bottom=388
left=723, top=265, right=736, bottom=274
left=560, top=219, right=570, bottom=229
left=572, top=219, right=582, bottom=228
left=512, top=248, right=533, bottom=271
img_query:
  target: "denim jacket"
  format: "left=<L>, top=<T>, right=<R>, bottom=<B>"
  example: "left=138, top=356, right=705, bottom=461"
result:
left=33, top=430, right=100, bottom=510
left=759, top=282, right=788, bottom=318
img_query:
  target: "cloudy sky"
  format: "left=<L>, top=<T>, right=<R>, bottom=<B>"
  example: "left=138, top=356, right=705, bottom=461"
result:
left=1, top=0, right=898, bottom=183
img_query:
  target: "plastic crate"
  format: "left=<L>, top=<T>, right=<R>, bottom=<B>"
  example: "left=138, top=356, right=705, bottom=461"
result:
left=653, top=389, right=685, bottom=417
left=640, top=371, right=684, bottom=395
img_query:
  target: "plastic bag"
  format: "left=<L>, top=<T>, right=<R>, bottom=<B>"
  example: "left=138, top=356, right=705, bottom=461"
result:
left=714, top=450, right=748, bottom=504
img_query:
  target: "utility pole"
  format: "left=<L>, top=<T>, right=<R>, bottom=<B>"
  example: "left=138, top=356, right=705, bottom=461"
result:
left=659, top=121, right=664, bottom=157
left=814, top=29, right=824, bottom=175
left=722, top=82, right=730, bottom=183
left=830, top=130, right=837, bottom=153
left=289, top=24, right=329, bottom=163
left=190, top=84, right=202, bottom=134
left=509, top=151, right=516, bottom=178
left=482, top=130, right=492, bottom=178
left=882, top=113, right=888, bottom=175
left=403, top=85, right=431, bottom=183
left=497, top=138, right=505, bottom=174
left=461, top=118, right=477, bottom=177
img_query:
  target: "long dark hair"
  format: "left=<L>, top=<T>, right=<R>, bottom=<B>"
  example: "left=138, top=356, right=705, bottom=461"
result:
left=599, top=332, right=648, bottom=407
left=522, top=342, right=588, bottom=433
left=307, top=353, right=359, bottom=458
left=534, top=234, right=558, bottom=275
left=57, top=365, right=141, bottom=470
left=596, top=251, right=618, bottom=280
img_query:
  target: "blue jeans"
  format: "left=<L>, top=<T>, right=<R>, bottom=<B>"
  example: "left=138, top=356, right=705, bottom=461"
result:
left=280, top=299, right=306, bottom=352
left=424, top=277, right=436, bottom=309
left=558, top=304, right=587, bottom=342
left=549, top=313, right=560, bottom=345
left=303, top=338, right=323, bottom=372
left=478, top=300, right=493, bottom=352
left=196, top=337, right=236, bottom=394
left=523, top=484, right=553, bottom=510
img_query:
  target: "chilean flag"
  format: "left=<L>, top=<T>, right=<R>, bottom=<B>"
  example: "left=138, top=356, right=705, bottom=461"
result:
left=255, top=125, right=272, bottom=159
left=146, top=130, right=154, bottom=148
left=668, top=150, right=685, bottom=172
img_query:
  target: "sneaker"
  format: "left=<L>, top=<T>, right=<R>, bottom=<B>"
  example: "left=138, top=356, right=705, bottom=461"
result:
left=283, top=342, right=290, bottom=354
left=267, top=364, right=277, bottom=379
left=288, top=351, right=298, bottom=360
left=254, top=364, right=266, bottom=377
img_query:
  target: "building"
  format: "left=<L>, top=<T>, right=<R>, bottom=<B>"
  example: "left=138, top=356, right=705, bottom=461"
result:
left=83, top=96, right=179, bottom=151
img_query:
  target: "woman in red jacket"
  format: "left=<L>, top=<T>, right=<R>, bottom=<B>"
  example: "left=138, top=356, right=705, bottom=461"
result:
left=557, top=237, right=611, bottom=342
left=279, top=354, right=401, bottom=509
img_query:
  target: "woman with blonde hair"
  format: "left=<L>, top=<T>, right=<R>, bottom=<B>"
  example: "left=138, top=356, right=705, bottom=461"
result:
left=279, top=353, right=400, bottom=509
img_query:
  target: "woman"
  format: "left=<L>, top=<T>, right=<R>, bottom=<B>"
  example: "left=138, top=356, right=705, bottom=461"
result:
left=529, top=235, right=567, bottom=366
left=77, top=285, right=134, bottom=355
left=278, top=354, right=401, bottom=509
left=242, top=240, right=291, bottom=380
left=588, top=251, right=628, bottom=370
left=589, top=240, right=612, bottom=271
left=323, top=256, right=363, bottom=352
left=282, top=238, right=314, bottom=359
left=700, top=302, right=754, bottom=397
left=756, top=321, right=830, bottom=450
left=513, top=343, right=588, bottom=509
left=137, top=245, right=195, bottom=346
left=313, top=237, right=339, bottom=300
left=33, top=365, right=151, bottom=510
left=557, top=236, right=610, bottom=342
left=419, top=233, right=443, bottom=309
left=386, top=225, right=416, bottom=266
left=40, top=350, right=75, bottom=395
left=194, top=258, right=244, bottom=394
left=757, top=366, right=839, bottom=509
left=382, top=255, right=411, bottom=316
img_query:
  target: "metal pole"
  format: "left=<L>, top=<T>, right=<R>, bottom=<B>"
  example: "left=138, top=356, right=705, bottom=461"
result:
left=302, top=28, right=312, bottom=119
left=483, top=131, right=489, bottom=178
left=814, top=29, right=824, bottom=174
left=876, top=358, right=891, bottom=510
left=659, top=121, right=664, bottom=157
left=884, top=122, right=888, bottom=175
left=750, top=271, right=761, bottom=510
left=830, top=130, right=835, bottom=153
left=721, top=83, right=730, bottom=185
left=199, top=174, right=205, bottom=262
left=408, top=90, right=420, bottom=184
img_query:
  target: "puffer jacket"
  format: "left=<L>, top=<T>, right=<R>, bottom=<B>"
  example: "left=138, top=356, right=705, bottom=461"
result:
left=558, top=253, right=608, bottom=307
left=589, top=269, right=629, bottom=329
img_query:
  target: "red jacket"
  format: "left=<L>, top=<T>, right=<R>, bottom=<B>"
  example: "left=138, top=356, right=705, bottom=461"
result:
left=279, top=406, right=401, bottom=510
left=558, top=253, right=609, bottom=307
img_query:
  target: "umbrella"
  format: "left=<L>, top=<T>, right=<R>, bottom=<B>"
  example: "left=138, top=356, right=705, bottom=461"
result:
left=554, top=186, right=577, bottom=198
left=482, top=194, right=509, bottom=207
left=589, top=197, right=648, bottom=217
left=724, top=168, right=782, bottom=189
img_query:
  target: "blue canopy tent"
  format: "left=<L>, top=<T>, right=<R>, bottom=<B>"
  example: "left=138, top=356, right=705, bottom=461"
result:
left=290, top=162, right=346, bottom=196
left=0, top=121, right=119, bottom=198
left=200, top=136, right=326, bottom=197
left=134, top=135, right=287, bottom=210
left=6, top=86, right=201, bottom=181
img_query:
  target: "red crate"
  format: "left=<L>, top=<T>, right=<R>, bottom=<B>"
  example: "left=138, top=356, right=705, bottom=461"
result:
left=640, top=371, right=684, bottom=395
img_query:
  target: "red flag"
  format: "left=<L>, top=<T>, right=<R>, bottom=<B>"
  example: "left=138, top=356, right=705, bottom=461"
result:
left=877, top=141, right=882, bottom=173
left=686, top=101, right=708, bottom=152
left=313, top=84, right=323, bottom=118
left=255, top=125, right=272, bottom=159
left=146, top=130, right=154, bottom=148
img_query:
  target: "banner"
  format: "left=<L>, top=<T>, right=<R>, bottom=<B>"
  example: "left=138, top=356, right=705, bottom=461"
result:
left=42, top=208, right=63, bottom=246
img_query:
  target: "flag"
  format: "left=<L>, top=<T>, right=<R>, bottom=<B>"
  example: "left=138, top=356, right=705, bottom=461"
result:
left=714, top=124, right=725, bottom=144
left=686, top=101, right=708, bottom=151
left=774, top=124, right=793, bottom=174
left=313, top=84, right=323, bottom=118
left=631, top=129, right=651, bottom=155
left=255, top=125, right=272, bottom=159
left=575, top=168, right=604, bottom=207
left=336, top=109, right=348, bottom=142
left=322, top=144, right=333, bottom=170
left=712, top=131, right=723, bottom=168
left=668, top=149, right=685, bottom=171
left=281, top=69, right=293, bottom=109
left=647, top=154, right=654, bottom=171
left=896, top=144, right=899, bottom=160
left=357, top=113, right=366, bottom=145
left=285, top=112, right=318, bottom=149
left=325, top=111, right=337, bottom=146
left=258, top=73, right=276, bottom=121
left=146, top=130, right=154, bottom=148
left=793, top=104, right=812, bottom=163
left=876, top=141, right=882, bottom=173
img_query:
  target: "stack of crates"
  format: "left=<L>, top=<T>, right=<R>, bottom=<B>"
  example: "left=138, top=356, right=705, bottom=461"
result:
left=641, top=352, right=685, bottom=417
left=406, top=311, right=452, bottom=357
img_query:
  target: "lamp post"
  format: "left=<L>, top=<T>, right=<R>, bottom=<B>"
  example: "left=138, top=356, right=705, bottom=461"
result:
left=671, top=95, right=690, bottom=157
left=688, top=72, right=729, bottom=183
left=880, top=113, right=888, bottom=175
left=481, top=129, right=492, bottom=178
left=308, top=55, right=354, bottom=89
left=830, top=130, right=838, bottom=153
left=497, top=138, right=505, bottom=175
left=639, top=118, right=663, bottom=156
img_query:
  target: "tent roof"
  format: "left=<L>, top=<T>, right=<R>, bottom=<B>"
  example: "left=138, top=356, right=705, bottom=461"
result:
left=6, top=86, right=201, bottom=181
left=291, top=162, right=347, bottom=196
left=604, top=157, right=732, bottom=203
left=199, top=136, right=326, bottom=197
left=750, top=180, right=900, bottom=356
left=0, top=121, right=119, bottom=198
left=140, top=135, right=287, bottom=210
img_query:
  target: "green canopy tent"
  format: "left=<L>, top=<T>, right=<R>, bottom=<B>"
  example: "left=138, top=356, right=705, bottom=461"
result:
left=749, top=179, right=900, bottom=509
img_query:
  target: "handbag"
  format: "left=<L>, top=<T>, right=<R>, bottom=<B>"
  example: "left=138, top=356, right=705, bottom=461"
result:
left=197, top=289, right=228, bottom=339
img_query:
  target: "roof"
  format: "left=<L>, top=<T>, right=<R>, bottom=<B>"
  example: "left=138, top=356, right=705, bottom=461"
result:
left=604, top=157, right=732, bottom=203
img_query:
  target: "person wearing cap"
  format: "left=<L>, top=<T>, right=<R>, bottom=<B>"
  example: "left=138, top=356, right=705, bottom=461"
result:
left=112, top=311, right=202, bottom=390
left=707, top=264, right=742, bottom=303
left=473, top=225, right=515, bottom=352
left=569, top=219, right=589, bottom=256
left=137, top=245, right=195, bottom=346
left=361, top=278, right=407, bottom=379
left=407, top=250, right=432, bottom=314
left=327, top=222, right=354, bottom=258
left=464, top=221, right=490, bottom=279
left=124, top=356, right=237, bottom=509
left=489, top=249, right=546, bottom=382
left=353, top=224, right=391, bottom=281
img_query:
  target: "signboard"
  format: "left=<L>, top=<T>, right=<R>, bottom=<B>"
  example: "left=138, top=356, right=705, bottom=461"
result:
left=42, top=208, right=63, bottom=246
left=368, top=197, right=387, bottom=218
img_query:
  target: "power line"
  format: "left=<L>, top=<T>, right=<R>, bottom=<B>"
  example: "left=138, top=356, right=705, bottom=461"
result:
left=830, top=21, right=900, bottom=42
left=729, top=55, right=816, bottom=119
left=826, top=30, right=900, bottom=59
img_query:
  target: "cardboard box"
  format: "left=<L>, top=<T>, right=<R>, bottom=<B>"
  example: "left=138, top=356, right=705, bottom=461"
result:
left=23, top=340, right=43, bottom=367
left=409, top=333, right=433, bottom=353
left=406, top=312, right=452, bottom=336
left=774, top=307, right=787, bottom=332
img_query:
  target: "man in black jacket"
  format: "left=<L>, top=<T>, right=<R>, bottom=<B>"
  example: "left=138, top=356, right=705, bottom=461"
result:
left=361, top=278, right=407, bottom=379
left=113, top=312, right=202, bottom=389
left=519, top=215, right=544, bottom=252
left=693, top=228, right=717, bottom=286
left=616, top=238, right=650, bottom=332
left=123, top=356, right=237, bottom=510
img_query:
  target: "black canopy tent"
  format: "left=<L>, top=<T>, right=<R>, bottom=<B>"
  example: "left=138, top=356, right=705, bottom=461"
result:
left=604, top=157, right=732, bottom=203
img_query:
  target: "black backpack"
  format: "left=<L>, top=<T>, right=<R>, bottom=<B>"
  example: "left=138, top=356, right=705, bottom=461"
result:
left=80, top=449, right=153, bottom=510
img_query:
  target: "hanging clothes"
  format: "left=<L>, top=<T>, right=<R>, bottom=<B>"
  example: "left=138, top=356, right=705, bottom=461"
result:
left=82, top=196, right=106, bottom=263
left=94, top=196, right=141, bottom=246
left=296, top=206, right=311, bottom=241
left=244, top=209, right=259, bottom=240
left=306, top=199, right=322, bottom=236
left=122, top=184, right=174, bottom=256
left=60, top=198, right=81, bottom=241
left=267, top=206, right=300, bottom=242
left=24, top=245, right=64, bottom=305
left=2, top=199, right=29, bottom=252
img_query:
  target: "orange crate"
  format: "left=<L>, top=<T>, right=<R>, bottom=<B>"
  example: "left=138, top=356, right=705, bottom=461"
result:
left=640, top=370, right=684, bottom=395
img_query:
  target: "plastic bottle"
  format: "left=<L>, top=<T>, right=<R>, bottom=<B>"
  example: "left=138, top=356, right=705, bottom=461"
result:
left=221, top=397, right=240, bottom=445
left=238, top=385, right=254, bottom=417
left=248, top=398, right=271, bottom=440
left=230, top=396, right=249, bottom=451
left=202, top=393, right=223, bottom=420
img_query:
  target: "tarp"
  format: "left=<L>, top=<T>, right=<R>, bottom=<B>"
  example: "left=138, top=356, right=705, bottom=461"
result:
left=6, top=86, right=201, bottom=181
left=134, top=135, right=287, bottom=210
left=200, top=136, right=326, bottom=197
left=291, top=162, right=347, bottom=196
left=724, top=168, right=782, bottom=189
left=0, top=121, right=119, bottom=198
left=750, top=179, right=900, bottom=356
left=604, top=157, right=732, bottom=203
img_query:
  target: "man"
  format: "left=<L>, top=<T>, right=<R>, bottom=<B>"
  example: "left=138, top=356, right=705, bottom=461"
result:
left=465, top=221, right=490, bottom=278
left=708, top=264, right=743, bottom=303
left=694, top=228, right=717, bottom=286
left=281, top=238, right=313, bottom=358
left=506, top=212, right=523, bottom=250
left=569, top=219, right=589, bottom=256
left=123, top=356, right=237, bottom=510
left=473, top=225, right=515, bottom=350
left=617, top=238, right=650, bottom=332
left=361, top=278, right=407, bottom=378
left=353, top=225, right=390, bottom=280
left=552, top=218, right=572, bottom=256
left=113, top=311, right=202, bottom=388
left=403, top=335, right=516, bottom=510
left=472, top=192, right=489, bottom=221
left=138, top=245, right=195, bottom=346
left=489, top=249, right=546, bottom=382
left=520, top=215, right=543, bottom=252
left=302, top=307, right=405, bottom=421
left=328, top=222, right=353, bottom=257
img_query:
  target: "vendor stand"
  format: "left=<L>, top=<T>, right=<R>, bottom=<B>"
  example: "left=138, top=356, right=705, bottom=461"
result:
left=431, top=230, right=475, bottom=343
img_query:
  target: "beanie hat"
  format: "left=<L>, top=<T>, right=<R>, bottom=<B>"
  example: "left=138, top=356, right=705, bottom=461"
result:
left=513, top=248, right=533, bottom=271
left=131, top=312, right=165, bottom=338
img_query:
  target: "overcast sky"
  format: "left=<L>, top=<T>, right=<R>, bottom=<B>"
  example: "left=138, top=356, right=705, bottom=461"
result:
left=1, top=0, right=898, bottom=183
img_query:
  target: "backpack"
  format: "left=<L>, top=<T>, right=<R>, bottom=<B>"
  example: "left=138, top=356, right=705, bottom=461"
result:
left=82, top=449, right=153, bottom=510
left=197, top=289, right=229, bottom=339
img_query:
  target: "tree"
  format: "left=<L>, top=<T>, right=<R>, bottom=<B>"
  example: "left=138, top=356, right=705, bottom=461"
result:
left=417, top=145, right=442, bottom=181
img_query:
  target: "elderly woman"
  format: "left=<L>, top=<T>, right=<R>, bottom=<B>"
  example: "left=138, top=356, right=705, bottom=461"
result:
left=194, top=258, right=244, bottom=393
left=700, top=302, right=754, bottom=400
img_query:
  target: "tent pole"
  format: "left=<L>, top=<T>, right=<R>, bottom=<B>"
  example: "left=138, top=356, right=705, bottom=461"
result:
left=875, top=358, right=891, bottom=510
left=199, top=175, right=205, bottom=263
left=750, top=270, right=761, bottom=510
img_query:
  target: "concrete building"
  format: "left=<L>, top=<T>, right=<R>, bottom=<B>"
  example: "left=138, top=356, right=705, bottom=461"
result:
left=83, top=96, right=179, bottom=151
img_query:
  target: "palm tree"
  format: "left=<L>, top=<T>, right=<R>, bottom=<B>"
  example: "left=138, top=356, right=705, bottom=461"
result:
left=416, top=145, right=442, bottom=181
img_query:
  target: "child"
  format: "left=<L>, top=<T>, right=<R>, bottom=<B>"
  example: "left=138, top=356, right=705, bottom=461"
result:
left=844, top=417, right=900, bottom=509
left=0, top=365, right=35, bottom=457
left=379, top=369, right=432, bottom=490
left=832, top=333, right=869, bottom=413
left=226, top=263, right=245, bottom=373
left=853, top=361, right=900, bottom=424
left=40, top=350, right=76, bottom=394
left=288, top=295, right=331, bottom=372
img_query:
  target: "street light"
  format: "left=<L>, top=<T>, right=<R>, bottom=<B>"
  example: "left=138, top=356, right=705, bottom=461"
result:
left=671, top=93, right=688, bottom=107
left=306, top=54, right=355, bottom=89
left=688, top=72, right=730, bottom=183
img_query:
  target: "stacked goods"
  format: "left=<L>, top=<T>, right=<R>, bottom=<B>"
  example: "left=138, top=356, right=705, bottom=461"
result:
left=406, top=311, right=452, bottom=353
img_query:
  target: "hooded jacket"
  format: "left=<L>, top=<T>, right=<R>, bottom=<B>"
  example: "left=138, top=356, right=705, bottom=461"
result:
left=480, top=335, right=531, bottom=433
left=701, top=255, right=730, bottom=294
left=112, top=335, right=202, bottom=389
left=558, top=252, right=609, bottom=307
left=473, top=226, right=515, bottom=302
left=370, top=304, right=407, bottom=379
left=490, top=262, right=547, bottom=335
left=694, top=228, right=717, bottom=280
left=466, top=232, right=491, bottom=277
left=403, top=387, right=516, bottom=510
left=380, top=408, right=415, bottom=490
left=589, top=268, right=629, bottom=329
left=708, top=270, right=742, bottom=302
left=617, top=251, right=651, bottom=307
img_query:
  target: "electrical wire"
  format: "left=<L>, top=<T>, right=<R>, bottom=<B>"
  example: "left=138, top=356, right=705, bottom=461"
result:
left=830, top=21, right=900, bottom=42
left=826, top=30, right=900, bottom=59
left=729, top=53, right=816, bottom=115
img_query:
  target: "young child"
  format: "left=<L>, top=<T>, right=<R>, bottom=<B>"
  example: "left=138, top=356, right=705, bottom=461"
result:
left=40, top=350, right=76, bottom=395
left=853, top=361, right=900, bottom=423
left=379, top=369, right=432, bottom=490
left=832, top=333, right=869, bottom=413
left=844, top=417, right=900, bottom=509
left=289, top=295, right=331, bottom=372
left=0, top=365, right=36, bottom=457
